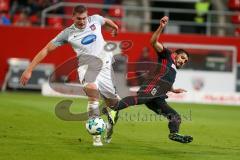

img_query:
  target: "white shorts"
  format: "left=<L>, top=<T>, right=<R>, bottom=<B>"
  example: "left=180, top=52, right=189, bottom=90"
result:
left=77, top=63, right=118, bottom=99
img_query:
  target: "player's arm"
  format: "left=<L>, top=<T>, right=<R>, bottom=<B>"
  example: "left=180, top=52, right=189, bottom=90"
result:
left=170, top=87, right=187, bottom=94
left=103, top=18, right=119, bottom=37
left=20, top=42, right=57, bottom=86
left=150, top=16, right=169, bottom=52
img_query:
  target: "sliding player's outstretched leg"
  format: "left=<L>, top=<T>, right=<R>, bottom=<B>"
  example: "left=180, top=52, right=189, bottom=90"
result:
left=111, top=96, right=136, bottom=111
left=111, top=95, right=151, bottom=111
left=146, top=98, right=193, bottom=144
left=167, top=113, right=193, bottom=143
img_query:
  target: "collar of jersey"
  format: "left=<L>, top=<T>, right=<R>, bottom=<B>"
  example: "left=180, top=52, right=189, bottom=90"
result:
left=73, top=24, right=87, bottom=31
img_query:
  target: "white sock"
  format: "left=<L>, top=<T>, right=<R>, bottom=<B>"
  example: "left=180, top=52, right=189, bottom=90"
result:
left=87, top=101, right=100, bottom=118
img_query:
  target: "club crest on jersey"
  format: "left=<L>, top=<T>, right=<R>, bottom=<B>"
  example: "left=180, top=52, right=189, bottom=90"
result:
left=90, top=24, right=96, bottom=31
left=151, top=88, right=157, bottom=96
left=81, top=34, right=97, bottom=45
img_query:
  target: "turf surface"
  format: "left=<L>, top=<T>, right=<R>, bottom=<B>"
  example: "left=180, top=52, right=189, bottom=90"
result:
left=0, top=92, right=240, bottom=160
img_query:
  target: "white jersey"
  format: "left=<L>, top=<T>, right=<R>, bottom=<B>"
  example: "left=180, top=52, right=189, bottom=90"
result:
left=51, top=14, right=112, bottom=67
left=51, top=14, right=117, bottom=99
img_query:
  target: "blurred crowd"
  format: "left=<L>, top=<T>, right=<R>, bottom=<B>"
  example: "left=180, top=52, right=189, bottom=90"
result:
left=1, top=0, right=239, bottom=36
left=0, top=0, right=65, bottom=26
left=0, top=0, right=122, bottom=28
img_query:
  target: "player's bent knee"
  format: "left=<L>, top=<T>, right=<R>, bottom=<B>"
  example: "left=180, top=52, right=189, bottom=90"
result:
left=84, top=83, right=99, bottom=100
left=84, top=83, right=98, bottom=90
left=84, top=83, right=98, bottom=93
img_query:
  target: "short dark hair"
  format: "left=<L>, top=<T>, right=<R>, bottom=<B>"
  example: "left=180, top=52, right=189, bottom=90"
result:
left=72, top=5, right=87, bottom=15
left=175, top=49, right=190, bottom=58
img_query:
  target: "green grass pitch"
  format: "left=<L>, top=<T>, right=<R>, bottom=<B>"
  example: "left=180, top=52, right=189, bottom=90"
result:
left=0, top=92, right=240, bottom=160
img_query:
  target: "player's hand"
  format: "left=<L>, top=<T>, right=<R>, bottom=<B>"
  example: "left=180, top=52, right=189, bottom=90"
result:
left=171, top=88, right=187, bottom=94
left=20, top=69, right=32, bottom=86
left=111, top=27, right=118, bottom=37
left=160, top=16, right=169, bottom=28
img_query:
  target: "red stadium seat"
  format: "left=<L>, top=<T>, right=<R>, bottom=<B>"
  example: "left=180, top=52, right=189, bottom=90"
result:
left=228, top=0, right=240, bottom=10
left=30, top=15, right=38, bottom=24
left=13, top=14, right=20, bottom=23
left=47, top=17, right=63, bottom=29
left=235, top=27, right=240, bottom=36
left=0, top=0, right=9, bottom=12
left=108, top=6, right=125, bottom=31
left=231, top=13, right=240, bottom=24
left=108, top=5, right=124, bottom=18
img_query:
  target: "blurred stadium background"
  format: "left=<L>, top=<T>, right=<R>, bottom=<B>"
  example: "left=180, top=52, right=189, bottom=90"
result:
left=1, top=0, right=240, bottom=160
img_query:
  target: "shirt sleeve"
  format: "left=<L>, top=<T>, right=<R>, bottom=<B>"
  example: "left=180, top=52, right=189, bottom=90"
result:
left=92, top=14, right=105, bottom=26
left=51, top=30, right=68, bottom=47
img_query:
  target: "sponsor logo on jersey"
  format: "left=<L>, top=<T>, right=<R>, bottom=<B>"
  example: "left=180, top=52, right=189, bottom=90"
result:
left=81, top=34, right=97, bottom=45
left=90, top=24, right=96, bottom=31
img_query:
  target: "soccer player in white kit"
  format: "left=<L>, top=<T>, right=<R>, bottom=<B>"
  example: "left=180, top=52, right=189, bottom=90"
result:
left=20, top=5, right=119, bottom=146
